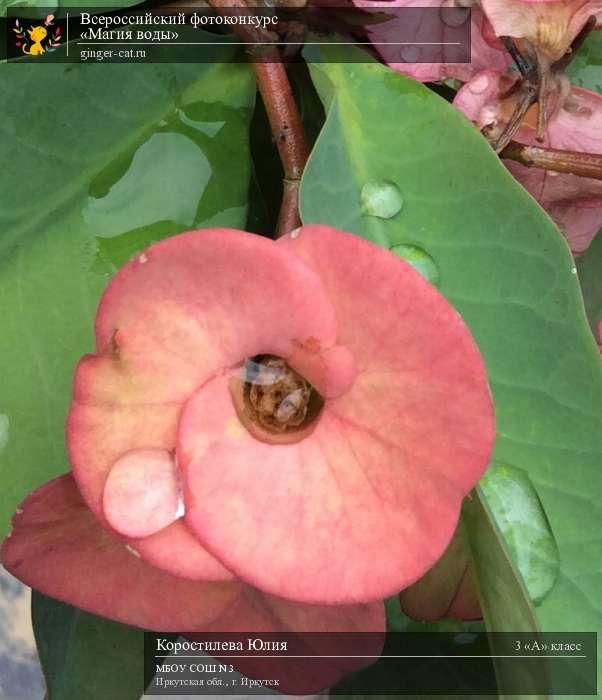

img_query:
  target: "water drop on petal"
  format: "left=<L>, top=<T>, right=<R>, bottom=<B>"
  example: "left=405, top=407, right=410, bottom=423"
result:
left=400, top=46, right=420, bottom=63
left=440, top=3, right=470, bottom=28
left=470, top=74, right=491, bottom=95
left=103, top=448, right=182, bottom=539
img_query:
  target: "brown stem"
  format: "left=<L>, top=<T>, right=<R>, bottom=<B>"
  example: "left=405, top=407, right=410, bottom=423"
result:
left=253, top=60, right=310, bottom=235
left=501, top=141, right=602, bottom=180
left=208, top=0, right=309, bottom=236
left=492, top=84, right=537, bottom=153
left=536, top=55, right=548, bottom=142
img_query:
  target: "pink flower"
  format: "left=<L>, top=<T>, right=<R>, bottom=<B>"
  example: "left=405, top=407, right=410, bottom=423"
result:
left=353, top=1, right=510, bottom=83
left=480, top=0, right=602, bottom=63
left=1, top=226, right=494, bottom=686
left=454, top=71, right=602, bottom=253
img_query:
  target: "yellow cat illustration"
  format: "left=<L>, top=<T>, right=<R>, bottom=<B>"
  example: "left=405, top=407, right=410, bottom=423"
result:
left=22, top=25, right=47, bottom=55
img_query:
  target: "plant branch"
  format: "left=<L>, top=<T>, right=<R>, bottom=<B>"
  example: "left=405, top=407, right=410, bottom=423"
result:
left=208, top=0, right=309, bottom=236
left=501, top=141, right=602, bottom=180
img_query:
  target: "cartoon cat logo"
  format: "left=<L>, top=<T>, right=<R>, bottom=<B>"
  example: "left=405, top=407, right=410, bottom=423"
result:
left=13, top=15, right=61, bottom=56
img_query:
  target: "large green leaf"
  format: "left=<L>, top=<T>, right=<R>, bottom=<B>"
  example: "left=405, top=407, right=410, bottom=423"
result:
left=480, top=464, right=559, bottom=606
left=463, top=490, right=547, bottom=700
left=341, top=489, right=545, bottom=699
left=300, top=46, right=602, bottom=698
left=0, top=53, right=255, bottom=540
left=32, top=592, right=144, bottom=700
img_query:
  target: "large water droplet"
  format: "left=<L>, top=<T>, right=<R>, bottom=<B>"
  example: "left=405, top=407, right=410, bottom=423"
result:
left=480, top=463, right=559, bottom=605
left=399, top=46, right=420, bottom=63
left=391, top=244, right=440, bottom=286
left=0, top=414, right=9, bottom=453
left=360, top=180, right=404, bottom=219
left=440, top=3, right=470, bottom=28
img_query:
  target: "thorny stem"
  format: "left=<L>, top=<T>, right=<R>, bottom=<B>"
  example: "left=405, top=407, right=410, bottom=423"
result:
left=492, top=83, right=537, bottom=153
left=500, top=36, right=534, bottom=81
left=492, top=38, right=539, bottom=153
left=501, top=141, right=602, bottom=181
left=254, top=60, right=310, bottom=235
left=496, top=18, right=598, bottom=151
left=207, top=0, right=309, bottom=237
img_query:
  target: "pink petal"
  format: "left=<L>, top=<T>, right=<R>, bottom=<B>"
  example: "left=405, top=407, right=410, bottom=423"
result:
left=353, top=1, right=510, bottom=83
left=68, top=397, right=231, bottom=581
left=455, top=74, right=602, bottom=253
left=179, top=226, right=494, bottom=604
left=68, top=228, right=339, bottom=579
left=0, top=474, right=384, bottom=693
left=480, top=0, right=602, bottom=62
left=1, top=474, right=239, bottom=630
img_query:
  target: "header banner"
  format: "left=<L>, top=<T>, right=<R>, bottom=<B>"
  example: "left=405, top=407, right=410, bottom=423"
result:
left=3, top=5, right=472, bottom=63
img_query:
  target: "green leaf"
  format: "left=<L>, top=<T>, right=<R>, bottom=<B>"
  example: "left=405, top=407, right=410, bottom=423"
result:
left=32, top=592, right=143, bottom=700
left=463, top=490, right=548, bottom=700
left=0, top=54, right=255, bottom=540
left=480, top=464, right=559, bottom=606
left=575, top=229, right=602, bottom=343
left=567, top=31, right=602, bottom=94
left=301, top=46, right=602, bottom=699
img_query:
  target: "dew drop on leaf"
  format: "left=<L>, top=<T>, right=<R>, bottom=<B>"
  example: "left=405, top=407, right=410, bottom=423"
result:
left=391, top=243, right=440, bottom=286
left=480, top=463, right=560, bottom=606
left=360, top=180, right=404, bottom=219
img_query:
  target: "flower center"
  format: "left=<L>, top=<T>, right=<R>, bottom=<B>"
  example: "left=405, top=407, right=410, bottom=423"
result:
left=244, top=355, right=321, bottom=433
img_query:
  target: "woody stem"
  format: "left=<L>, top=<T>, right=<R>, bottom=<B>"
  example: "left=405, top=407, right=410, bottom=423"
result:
left=501, top=141, right=602, bottom=180
left=207, top=0, right=309, bottom=237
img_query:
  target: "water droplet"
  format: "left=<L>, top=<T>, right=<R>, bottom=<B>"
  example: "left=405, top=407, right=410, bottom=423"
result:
left=399, top=46, right=420, bottom=63
left=360, top=180, right=404, bottom=220
left=138, top=253, right=148, bottom=264
left=290, top=227, right=302, bottom=239
left=470, top=74, right=491, bottom=95
left=15, top=507, right=23, bottom=515
left=0, top=414, right=9, bottom=453
left=480, top=463, right=559, bottom=605
left=439, top=3, right=470, bottom=28
left=571, top=267, right=577, bottom=274
left=391, top=244, right=440, bottom=286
